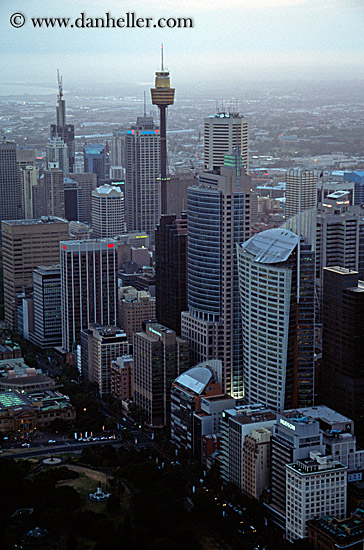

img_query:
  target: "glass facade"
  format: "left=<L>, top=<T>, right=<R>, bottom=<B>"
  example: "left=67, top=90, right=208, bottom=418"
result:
left=187, top=186, right=222, bottom=321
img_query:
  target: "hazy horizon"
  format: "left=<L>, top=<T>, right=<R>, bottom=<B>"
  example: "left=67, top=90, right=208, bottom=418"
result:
left=1, top=0, right=364, bottom=87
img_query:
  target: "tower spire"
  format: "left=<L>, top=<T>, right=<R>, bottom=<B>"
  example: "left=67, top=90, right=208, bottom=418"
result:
left=57, top=69, right=63, bottom=101
left=161, top=43, right=164, bottom=71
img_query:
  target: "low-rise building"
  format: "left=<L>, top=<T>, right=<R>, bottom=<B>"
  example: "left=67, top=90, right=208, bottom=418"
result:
left=0, top=358, right=56, bottom=392
left=0, top=389, right=76, bottom=434
left=308, top=504, right=364, bottom=550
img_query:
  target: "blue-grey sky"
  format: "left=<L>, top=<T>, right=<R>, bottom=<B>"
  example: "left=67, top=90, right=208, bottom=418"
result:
left=1, top=0, right=364, bottom=86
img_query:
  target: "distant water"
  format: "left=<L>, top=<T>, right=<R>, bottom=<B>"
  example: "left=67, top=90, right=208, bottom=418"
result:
left=0, top=83, right=56, bottom=96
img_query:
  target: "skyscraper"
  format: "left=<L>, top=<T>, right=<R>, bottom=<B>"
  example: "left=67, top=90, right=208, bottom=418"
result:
left=21, top=166, right=41, bottom=219
left=155, top=213, right=187, bottom=335
left=285, top=169, right=318, bottom=219
left=65, top=172, right=97, bottom=224
left=134, top=321, right=189, bottom=427
left=124, top=116, right=160, bottom=240
left=60, top=239, right=118, bottom=353
left=30, top=265, right=62, bottom=349
left=42, top=167, right=65, bottom=218
left=2, top=217, right=69, bottom=329
left=204, top=112, right=249, bottom=173
left=50, top=72, right=74, bottom=172
left=46, top=137, right=69, bottom=173
left=91, top=184, right=125, bottom=238
left=237, top=228, right=315, bottom=411
left=84, top=144, right=107, bottom=184
left=80, top=324, right=131, bottom=396
left=50, top=71, right=75, bottom=173
left=150, top=46, right=175, bottom=214
left=181, top=150, right=256, bottom=397
left=320, top=267, right=364, bottom=444
left=0, top=139, right=22, bottom=242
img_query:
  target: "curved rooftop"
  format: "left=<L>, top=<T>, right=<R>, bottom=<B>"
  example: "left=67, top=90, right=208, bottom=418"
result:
left=241, top=228, right=299, bottom=264
left=175, top=366, right=213, bottom=395
left=93, top=184, right=122, bottom=195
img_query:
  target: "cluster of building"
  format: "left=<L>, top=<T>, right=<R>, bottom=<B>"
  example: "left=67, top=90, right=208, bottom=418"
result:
left=1, top=59, right=364, bottom=546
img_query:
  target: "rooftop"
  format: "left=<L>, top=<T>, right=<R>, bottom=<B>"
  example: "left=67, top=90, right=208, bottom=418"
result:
left=0, top=391, right=32, bottom=411
left=2, top=217, right=68, bottom=226
left=175, top=366, right=213, bottom=395
left=241, top=228, right=299, bottom=264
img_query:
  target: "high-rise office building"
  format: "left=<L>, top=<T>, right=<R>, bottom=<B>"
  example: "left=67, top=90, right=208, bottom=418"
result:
left=110, top=356, right=134, bottom=402
left=46, top=137, right=69, bottom=173
left=125, top=117, right=160, bottom=240
left=181, top=150, right=256, bottom=397
left=65, top=172, right=97, bottom=224
left=42, top=167, right=65, bottom=218
left=133, top=321, right=189, bottom=427
left=60, top=239, right=118, bottom=352
left=50, top=72, right=75, bottom=173
left=80, top=324, right=131, bottom=396
left=110, top=128, right=125, bottom=180
left=30, top=265, right=62, bottom=349
left=155, top=213, right=187, bottom=335
left=170, top=362, right=224, bottom=457
left=269, top=412, right=324, bottom=526
left=286, top=453, right=347, bottom=543
left=285, top=169, right=318, bottom=219
left=84, top=144, right=107, bottom=184
left=242, top=427, right=273, bottom=500
left=320, top=267, right=364, bottom=444
left=0, top=139, right=22, bottom=243
left=220, top=404, right=276, bottom=491
left=118, top=286, right=156, bottom=342
left=237, top=228, right=315, bottom=411
left=16, top=149, right=36, bottom=172
left=204, top=112, right=249, bottom=173
left=2, top=217, right=69, bottom=329
left=21, top=166, right=41, bottom=219
left=150, top=46, right=175, bottom=214
left=344, top=170, right=364, bottom=205
left=91, top=184, right=125, bottom=238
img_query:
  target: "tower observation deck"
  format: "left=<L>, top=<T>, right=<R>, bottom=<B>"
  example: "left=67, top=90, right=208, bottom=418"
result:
left=151, top=46, right=175, bottom=215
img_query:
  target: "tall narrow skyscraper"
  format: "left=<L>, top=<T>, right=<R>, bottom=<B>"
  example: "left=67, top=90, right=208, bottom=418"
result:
left=320, top=267, right=364, bottom=444
left=204, top=112, right=249, bottom=173
left=60, top=239, right=118, bottom=352
left=237, top=229, right=315, bottom=411
left=0, top=139, right=22, bottom=242
left=181, top=149, right=256, bottom=397
left=91, top=184, right=125, bottom=238
left=285, top=169, right=318, bottom=219
left=151, top=46, right=175, bottom=214
left=50, top=71, right=75, bottom=173
left=125, top=117, right=160, bottom=240
left=155, top=213, right=187, bottom=335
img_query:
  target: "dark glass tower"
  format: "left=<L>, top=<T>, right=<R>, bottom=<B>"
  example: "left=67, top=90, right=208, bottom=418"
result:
left=0, top=139, right=22, bottom=239
left=50, top=71, right=75, bottom=173
left=155, top=213, right=187, bottom=335
left=320, top=266, right=364, bottom=443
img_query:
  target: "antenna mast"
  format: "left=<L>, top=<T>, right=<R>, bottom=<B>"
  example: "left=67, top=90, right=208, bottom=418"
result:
left=161, top=43, right=164, bottom=71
